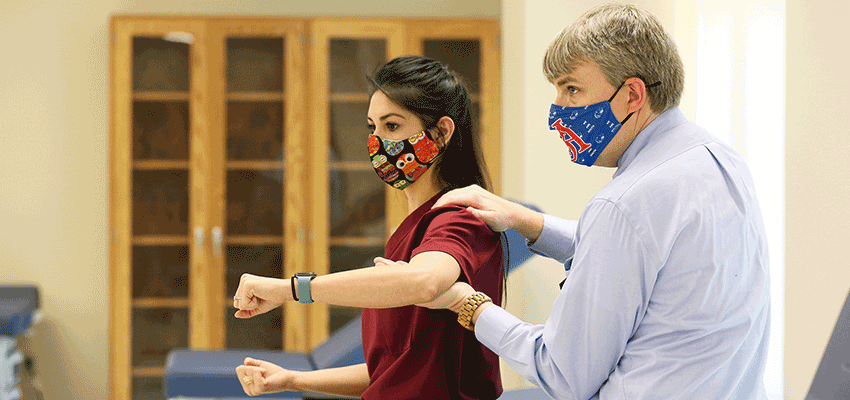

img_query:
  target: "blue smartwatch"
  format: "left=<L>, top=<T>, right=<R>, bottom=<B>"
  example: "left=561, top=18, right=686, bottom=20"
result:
left=294, top=272, right=317, bottom=304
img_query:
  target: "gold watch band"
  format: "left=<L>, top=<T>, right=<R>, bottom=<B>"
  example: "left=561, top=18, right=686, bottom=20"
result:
left=457, top=291, right=491, bottom=331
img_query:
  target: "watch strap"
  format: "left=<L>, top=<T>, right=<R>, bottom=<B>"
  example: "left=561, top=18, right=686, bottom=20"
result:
left=296, top=273, right=316, bottom=304
left=290, top=276, right=299, bottom=301
left=457, top=291, right=491, bottom=331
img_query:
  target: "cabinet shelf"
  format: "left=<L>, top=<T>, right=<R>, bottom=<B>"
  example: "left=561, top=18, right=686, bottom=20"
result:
left=226, top=161, right=285, bottom=170
left=227, top=235, right=283, bottom=245
left=133, top=160, right=190, bottom=170
left=330, top=92, right=370, bottom=102
left=133, top=91, right=190, bottom=101
left=132, top=297, right=189, bottom=308
left=132, top=236, right=189, bottom=246
left=227, top=92, right=284, bottom=102
left=329, top=161, right=372, bottom=171
left=329, top=236, right=386, bottom=247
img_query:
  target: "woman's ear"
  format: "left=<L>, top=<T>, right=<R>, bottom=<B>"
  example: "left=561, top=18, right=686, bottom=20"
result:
left=433, top=116, right=456, bottom=148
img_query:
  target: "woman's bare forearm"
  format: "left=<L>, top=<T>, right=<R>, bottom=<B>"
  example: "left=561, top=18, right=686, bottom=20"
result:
left=309, top=251, right=461, bottom=308
left=291, top=363, right=370, bottom=397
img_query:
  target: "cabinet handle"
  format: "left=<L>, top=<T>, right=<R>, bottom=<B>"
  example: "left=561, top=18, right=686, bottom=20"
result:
left=212, top=226, right=223, bottom=258
left=194, top=227, right=205, bottom=256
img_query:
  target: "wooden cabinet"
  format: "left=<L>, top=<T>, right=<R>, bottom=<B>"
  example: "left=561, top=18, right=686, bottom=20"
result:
left=110, top=16, right=499, bottom=400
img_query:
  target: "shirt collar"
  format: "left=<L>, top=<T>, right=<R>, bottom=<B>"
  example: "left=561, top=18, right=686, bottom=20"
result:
left=613, top=106, right=688, bottom=179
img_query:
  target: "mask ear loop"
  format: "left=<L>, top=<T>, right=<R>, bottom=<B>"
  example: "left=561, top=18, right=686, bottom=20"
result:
left=425, top=126, right=448, bottom=154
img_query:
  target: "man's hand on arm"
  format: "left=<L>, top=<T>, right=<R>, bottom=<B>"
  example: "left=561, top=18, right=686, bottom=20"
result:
left=432, top=184, right=545, bottom=243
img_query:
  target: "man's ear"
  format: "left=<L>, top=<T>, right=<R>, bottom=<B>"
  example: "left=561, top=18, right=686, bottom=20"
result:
left=625, top=77, right=650, bottom=114
left=433, top=116, right=456, bottom=148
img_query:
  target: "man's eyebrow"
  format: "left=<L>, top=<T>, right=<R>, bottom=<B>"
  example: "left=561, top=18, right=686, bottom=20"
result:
left=555, top=77, right=577, bottom=87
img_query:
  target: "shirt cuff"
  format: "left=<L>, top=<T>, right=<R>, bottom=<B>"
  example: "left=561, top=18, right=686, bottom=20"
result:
left=473, top=304, right=523, bottom=352
left=528, top=214, right=577, bottom=264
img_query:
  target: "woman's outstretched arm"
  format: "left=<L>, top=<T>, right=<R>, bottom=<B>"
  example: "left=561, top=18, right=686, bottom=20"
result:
left=233, top=251, right=461, bottom=317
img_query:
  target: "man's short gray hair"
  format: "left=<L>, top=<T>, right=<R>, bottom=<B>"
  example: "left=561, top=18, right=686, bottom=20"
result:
left=543, top=3, right=684, bottom=114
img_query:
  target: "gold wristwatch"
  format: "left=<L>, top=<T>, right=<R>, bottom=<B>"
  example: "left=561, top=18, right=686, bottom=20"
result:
left=457, top=291, right=492, bottom=331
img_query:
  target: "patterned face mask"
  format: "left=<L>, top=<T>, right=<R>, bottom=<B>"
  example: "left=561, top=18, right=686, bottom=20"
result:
left=548, top=80, right=660, bottom=166
left=368, top=129, right=442, bottom=190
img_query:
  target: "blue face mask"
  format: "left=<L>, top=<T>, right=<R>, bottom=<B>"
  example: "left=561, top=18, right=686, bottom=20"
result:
left=548, top=81, right=659, bottom=166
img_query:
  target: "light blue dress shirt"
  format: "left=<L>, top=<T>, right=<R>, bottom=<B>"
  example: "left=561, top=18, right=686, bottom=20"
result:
left=476, top=107, right=770, bottom=400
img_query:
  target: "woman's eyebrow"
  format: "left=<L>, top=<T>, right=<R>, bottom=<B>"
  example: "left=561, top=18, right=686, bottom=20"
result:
left=379, top=113, right=406, bottom=121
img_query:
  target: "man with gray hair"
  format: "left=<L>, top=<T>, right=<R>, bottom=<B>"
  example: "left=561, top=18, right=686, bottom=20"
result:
left=419, top=3, right=771, bottom=399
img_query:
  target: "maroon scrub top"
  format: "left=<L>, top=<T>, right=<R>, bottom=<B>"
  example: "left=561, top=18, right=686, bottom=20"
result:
left=361, top=190, right=504, bottom=400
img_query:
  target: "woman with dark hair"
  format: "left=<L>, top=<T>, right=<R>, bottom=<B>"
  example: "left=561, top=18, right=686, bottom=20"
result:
left=232, top=55, right=504, bottom=399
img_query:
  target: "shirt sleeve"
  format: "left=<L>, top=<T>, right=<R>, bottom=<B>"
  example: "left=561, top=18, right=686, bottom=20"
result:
left=412, top=206, right=500, bottom=282
left=528, top=214, right=577, bottom=265
left=475, top=199, right=656, bottom=400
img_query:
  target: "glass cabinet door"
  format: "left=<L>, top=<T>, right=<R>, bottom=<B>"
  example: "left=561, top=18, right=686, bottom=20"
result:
left=308, top=20, right=405, bottom=349
left=207, top=19, right=308, bottom=352
left=131, top=35, right=194, bottom=400
left=224, top=36, right=286, bottom=351
left=111, top=18, right=207, bottom=400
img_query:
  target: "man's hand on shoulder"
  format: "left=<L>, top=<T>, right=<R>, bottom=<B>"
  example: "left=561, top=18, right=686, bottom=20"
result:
left=433, top=184, right=544, bottom=242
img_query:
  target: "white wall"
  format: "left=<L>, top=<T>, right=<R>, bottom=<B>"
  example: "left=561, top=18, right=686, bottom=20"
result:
left=0, top=1, right=499, bottom=399
left=785, top=0, right=850, bottom=398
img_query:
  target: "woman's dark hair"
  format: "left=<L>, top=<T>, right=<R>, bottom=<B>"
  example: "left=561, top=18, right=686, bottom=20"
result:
left=369, top=55, right=490, bottom=191
left=369, top=55, right=508, bottom=303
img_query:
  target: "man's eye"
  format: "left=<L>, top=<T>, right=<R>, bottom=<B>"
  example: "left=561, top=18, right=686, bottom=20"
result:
left=568, top=86, right=579, bottom=95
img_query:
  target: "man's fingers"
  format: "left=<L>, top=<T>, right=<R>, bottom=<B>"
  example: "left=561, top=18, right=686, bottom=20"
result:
left=374, top=257, right=408, bottom=266
left=433, top=185, right=486, bottom=209
left=466, top=207, right=507, bottom=232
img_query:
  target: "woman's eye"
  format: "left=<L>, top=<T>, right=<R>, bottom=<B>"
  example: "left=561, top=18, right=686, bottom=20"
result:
left=367, top=124, right=376, bottom=132
left=386, top=122, right=399, bottom=131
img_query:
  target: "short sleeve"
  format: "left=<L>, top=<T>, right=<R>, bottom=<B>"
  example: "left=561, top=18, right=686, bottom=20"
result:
left=411, top=205, right=501, bottom=285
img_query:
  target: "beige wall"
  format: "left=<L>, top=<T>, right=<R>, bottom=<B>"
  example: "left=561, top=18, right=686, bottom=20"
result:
left=0, top=1, right=498, bottom=399
left=785, top=0, right=850, bottom=398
